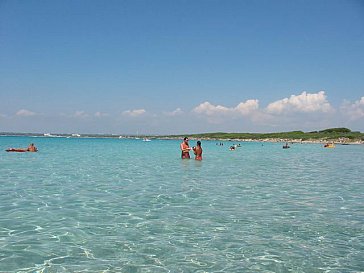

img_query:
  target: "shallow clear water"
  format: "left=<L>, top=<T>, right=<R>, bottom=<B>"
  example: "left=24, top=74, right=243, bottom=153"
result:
left=0, top=136, right=363, bottom=273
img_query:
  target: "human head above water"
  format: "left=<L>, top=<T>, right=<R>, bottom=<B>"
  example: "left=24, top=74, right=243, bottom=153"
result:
left=183, top=137, right=189, bottom=141
left=197, top=141, right=201, bottom=146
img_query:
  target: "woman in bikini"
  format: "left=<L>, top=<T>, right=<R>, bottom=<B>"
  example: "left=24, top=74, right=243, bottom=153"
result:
left=193, top=141, right=202, bottom=160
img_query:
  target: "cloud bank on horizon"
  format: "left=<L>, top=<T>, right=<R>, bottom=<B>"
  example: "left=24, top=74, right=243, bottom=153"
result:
left=1, top=91, right=363, bottom=134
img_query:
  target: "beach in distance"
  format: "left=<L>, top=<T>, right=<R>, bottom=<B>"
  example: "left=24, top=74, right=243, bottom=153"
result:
left=0, top=135, right=363, bottom=272
left=2, top=127, right=364, bottom=144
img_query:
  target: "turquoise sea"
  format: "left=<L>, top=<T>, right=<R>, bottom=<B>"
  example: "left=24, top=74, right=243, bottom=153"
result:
left=0, top=136, right=363, bottom=273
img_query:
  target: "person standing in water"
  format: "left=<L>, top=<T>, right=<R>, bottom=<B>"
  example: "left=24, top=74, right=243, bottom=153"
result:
left=193, top=141, right=202, bottom=160
left=180, top=137, right=192, bottom=159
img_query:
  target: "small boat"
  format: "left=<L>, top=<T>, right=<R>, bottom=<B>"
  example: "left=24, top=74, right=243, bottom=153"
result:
left=44, top=133, right=61, bottom=138
left=143, top=138, right=151, bottom=142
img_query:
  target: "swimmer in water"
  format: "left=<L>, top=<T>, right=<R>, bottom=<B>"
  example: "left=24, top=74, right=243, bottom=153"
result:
left=27, top=143, right=38, bottom=152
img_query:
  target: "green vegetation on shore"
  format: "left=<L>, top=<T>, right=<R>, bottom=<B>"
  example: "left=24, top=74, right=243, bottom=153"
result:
left=168, top=128, right=364, bottom=142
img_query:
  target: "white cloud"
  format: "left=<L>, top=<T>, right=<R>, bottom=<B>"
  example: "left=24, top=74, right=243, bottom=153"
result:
left=193, top=100, right=259, bottom=117
left=192, top=100, right=260, bottom=124
left=94, top=111, right=109, bottom=118
left=73, top=111, right=89, bottom=118
left=340, top=97, right=364, bottom=120
left=235, top=100, right=259, bottom=115
left=266, top=91, right=333, bottom=114
left=122, top=109, right=146, bottom=117
left=193, top=102, right=230, bottom=116
left=164, top=108, right=184, bottom=116
left=16, top=109, right=36, bottom=117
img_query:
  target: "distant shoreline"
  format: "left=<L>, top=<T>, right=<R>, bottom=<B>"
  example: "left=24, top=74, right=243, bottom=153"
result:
left=1, top=131, right=363, bottom=145
left=158, top=136, right=363, bottom=145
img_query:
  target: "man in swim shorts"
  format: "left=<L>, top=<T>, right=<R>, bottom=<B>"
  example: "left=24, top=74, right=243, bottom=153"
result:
left=180, top=137, right=191, bottom=159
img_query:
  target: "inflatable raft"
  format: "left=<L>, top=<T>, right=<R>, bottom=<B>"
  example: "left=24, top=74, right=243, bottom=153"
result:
left=6, top=148, right=28, bottom=152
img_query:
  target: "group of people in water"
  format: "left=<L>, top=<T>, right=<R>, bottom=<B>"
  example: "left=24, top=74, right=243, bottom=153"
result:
left=180, top=137, right=202, bottom=160
left=8, top=139, right=201, bottom=158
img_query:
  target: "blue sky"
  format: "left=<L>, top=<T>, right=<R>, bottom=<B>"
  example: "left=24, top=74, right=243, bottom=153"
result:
left=1, top=0, right=363, bottom=134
